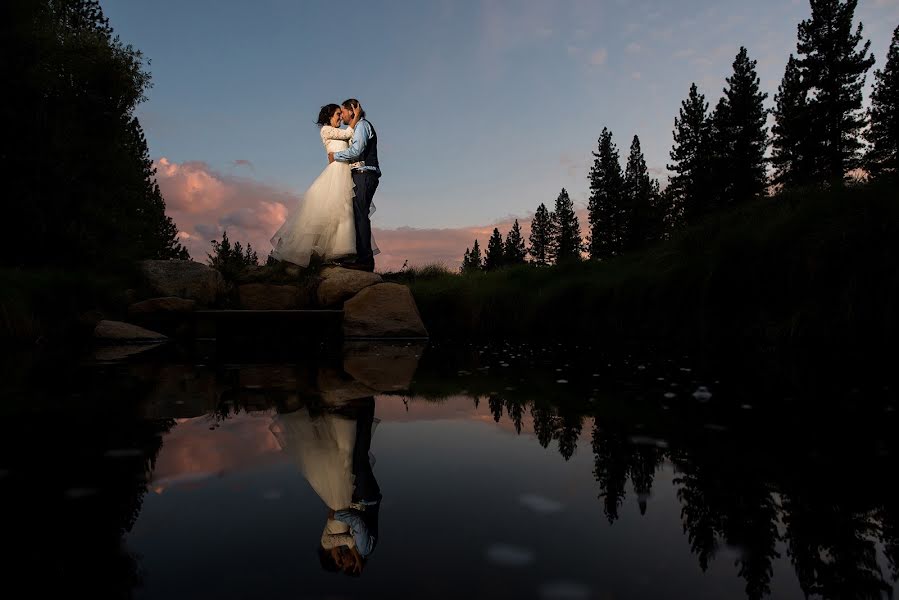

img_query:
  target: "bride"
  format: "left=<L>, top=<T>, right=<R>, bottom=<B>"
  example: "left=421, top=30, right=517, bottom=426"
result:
left=270, top=104, right=379, bottom=267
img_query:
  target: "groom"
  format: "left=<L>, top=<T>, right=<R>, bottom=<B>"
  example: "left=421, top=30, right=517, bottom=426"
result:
left=329, top=99, right=380, bottom=272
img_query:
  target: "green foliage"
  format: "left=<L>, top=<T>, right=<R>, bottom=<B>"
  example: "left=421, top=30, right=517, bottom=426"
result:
left=503, top=220, right=527, bottom=266
left=796, top=0, right=874, bottom=183
left=551, top=188, right=582, bottom=263
left=587, top=128, right=625, bottom=260
left=866, top=25, right=899, bottom=181
left=3, top=0, right=188, bottom=269
left=528, top=204, right=554, bottom=266
left=484, top=228, right=505, bottom=271
left=206, top=231, right=259, bottom=281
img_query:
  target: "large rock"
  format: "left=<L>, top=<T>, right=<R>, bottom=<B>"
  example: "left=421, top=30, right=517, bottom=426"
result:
left=128, top=297, right=196, bottom=315
left=238, top=284, right=300, bottom=310
left=317, top=266, right=382, bottom=307
left=343, top=283, right=428, bottom=338
left=343, top=341, right=426, bottom=392
left=138, top=260, right=225, bottom=306
left=94, top=320, right=167, bottom=343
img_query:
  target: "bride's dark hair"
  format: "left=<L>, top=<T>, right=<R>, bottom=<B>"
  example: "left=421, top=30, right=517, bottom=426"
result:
left=316, top=104, right=341, bottom=127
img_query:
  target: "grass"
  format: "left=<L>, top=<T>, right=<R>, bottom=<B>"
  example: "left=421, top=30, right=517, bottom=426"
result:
left=398, top=181, right=899, bottom=357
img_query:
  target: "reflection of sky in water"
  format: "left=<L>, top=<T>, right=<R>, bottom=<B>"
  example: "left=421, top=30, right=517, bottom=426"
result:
left=125, top=395, right=815, bottom=599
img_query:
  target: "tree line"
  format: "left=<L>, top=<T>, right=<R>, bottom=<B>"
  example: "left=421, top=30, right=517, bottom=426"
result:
left=462, top=0, right=899, bottom=272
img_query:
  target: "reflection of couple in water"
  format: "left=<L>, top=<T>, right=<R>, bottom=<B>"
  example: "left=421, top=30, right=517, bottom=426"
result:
left=270, top=396, right=381, bottom=576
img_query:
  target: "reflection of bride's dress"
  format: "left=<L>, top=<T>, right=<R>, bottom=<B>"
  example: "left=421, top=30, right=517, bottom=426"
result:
left=270, top=125, right=379, bottom=267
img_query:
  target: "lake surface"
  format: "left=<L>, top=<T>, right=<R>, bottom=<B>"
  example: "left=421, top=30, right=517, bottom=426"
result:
left=1, top=341, right=896, bottom=599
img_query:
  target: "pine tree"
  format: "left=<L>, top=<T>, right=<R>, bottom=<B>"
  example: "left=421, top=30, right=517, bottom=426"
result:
left=866, top=25, right=899, bottom=181
left=771, top=55, right=815, bottom=188
left=623, top=135, right=663, bottom=251
left=551, top=188, right=582, bottom=263
left=462, top=239, right=483, bottom=273
left=207, top=231, right=258, bottom=280
left=484, top=228, right=506, bottom=271
left=528, top=203, right=554, bottom=266
left=712, top=47, right=769, bottom=205
left=503, top=220, right=527, bottom=265
left=587, top=128, right=626, bottom=259
left=796, top=0, right=875, bottom=183
left=667, top=83, right=715, bottom=225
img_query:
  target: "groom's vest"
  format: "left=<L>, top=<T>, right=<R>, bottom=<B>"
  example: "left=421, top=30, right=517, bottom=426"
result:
left=360, top=119, right=380, bottom=173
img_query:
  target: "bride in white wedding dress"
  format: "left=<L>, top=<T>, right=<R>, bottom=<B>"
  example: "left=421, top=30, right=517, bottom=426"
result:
left=270, top=104, right=378, bottom=267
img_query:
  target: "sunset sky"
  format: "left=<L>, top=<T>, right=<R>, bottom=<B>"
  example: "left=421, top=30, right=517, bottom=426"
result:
left=103, top=0, right=899, bottom=270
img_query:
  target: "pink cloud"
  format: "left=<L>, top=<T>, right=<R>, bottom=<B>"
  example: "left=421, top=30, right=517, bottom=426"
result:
left=156, top=157, right=588, bottom=272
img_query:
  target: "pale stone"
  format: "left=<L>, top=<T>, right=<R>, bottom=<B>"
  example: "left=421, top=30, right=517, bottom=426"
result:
left=238, top=284, right=300, bottom=310
left=342, top=283, right=428, bottom=338
left=138, top=260, right=225, bottom=306
left=317, top=266, right=382, bottom=307
left=94, top=320, right=167, bottom=342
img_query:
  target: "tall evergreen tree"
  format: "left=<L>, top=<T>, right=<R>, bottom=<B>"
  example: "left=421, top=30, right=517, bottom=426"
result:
left=796, top=0, right=875, bottom=183
left=503, top=220, right=527, bottom=265
left=4, top=0, right=187, bottom=267
left=866, top=25, right=899, bottom=181
left=461, top=239, right=483, bottom=273
left=623, top=135, right=663, bottom=251
left=484, top=228, right=506, bottom=271
left=551, top=188, right=582, bottom=263
left=771, top=55, right=815, bottom=188
left=667, top=84, right=715, bottom=224
left=711, top=47, right=769, bottom=205
left=528, top=203, right=554, bottom=266
left=587, top=128, right=626, bottom=259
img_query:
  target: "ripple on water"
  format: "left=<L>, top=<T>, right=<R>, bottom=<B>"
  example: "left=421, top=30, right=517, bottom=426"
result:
left=485, top=544, right=535, bottom=567
left=518, top=493, right=564, bottom=514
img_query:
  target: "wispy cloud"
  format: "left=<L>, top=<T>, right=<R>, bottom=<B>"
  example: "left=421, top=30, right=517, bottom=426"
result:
left=590, top=48, right=608, bottom=66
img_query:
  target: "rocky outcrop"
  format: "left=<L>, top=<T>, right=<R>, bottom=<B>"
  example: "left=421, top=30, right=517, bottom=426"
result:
left=128, top=297, right=196, bottom=315
left=238, top=284, right=300, bottom=310
left=94, top=320, right=167, bottom=343
left=343, top=283, right=428, bottom=338
left=317, top=266, right=382, bottom=307
left=138, top=260, right=225, bottom=306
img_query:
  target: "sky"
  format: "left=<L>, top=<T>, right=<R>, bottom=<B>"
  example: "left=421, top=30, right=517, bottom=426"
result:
left=102, top=0, right=899, bottom=270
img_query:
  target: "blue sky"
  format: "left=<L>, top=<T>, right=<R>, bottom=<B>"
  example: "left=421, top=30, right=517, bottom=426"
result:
left=102, top=0, right=899, bottom=266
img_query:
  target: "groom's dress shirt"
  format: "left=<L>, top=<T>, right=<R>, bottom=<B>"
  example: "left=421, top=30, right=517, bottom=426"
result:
left=333, top=120, right=380, bottom=175
left=334, top=508, right=375, bottom=557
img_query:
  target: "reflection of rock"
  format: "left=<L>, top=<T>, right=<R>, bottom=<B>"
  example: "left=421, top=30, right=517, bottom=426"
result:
left=343, top=283, right=428, bottom=338
left=343, top=341, right=426, bottom=392
left=317, top=267, right=382, bottom=307
left=317, top=367, right=379, bottom=404
left=139, top=365, right=222, bottom=419
left=128, top=297, right=196, bottom=314
left=93, top=343, right=165, bottom=362
left=138, top=260, right=225, bottom=306
left=94, top=320, right=167, bottom=343
left=238, top=284, right=300, bottom=310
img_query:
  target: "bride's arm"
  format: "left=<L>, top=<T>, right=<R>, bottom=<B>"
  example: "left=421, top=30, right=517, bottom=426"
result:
left=320, top=125, right=354, bottom=141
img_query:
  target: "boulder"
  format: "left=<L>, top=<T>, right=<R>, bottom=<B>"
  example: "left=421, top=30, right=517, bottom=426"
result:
left=342, top=283, right=428, bottom=338
left=238, top=284, right=300, bottom=310
left=128, top=297, right=196, bottom=315
left=317, top=266, right=382, bottom=307
left=94, top=320, right=167, bottom=343
left=138, top=260, right=225, bottom=306
left=343, top=341, right=427, bottom=391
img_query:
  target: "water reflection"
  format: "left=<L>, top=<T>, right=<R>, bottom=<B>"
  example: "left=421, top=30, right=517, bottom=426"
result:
left=1, top=342, right=897, bottom=598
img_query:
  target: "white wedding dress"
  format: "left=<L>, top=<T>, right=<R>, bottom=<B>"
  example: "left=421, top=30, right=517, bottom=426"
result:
left=270, top=126, right=379, bottom=267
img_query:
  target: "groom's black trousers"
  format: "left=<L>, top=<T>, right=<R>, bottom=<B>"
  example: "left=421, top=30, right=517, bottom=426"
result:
left=351, top=171, right=379, bottom=270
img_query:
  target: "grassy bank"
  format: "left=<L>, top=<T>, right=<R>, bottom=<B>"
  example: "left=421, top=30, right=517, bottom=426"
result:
left=392, top=182, right=899, bottom=356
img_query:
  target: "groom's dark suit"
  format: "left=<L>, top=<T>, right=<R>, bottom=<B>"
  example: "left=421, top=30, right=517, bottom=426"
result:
left=334, top=117, right=380, bottom=272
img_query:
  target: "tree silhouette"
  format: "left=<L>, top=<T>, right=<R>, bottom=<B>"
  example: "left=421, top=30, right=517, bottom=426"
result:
left=587, top=128, right=625, bottom=259
left=772, top=55, right=816, bottom=189
left=554, top=412, right=583, bottom=461
left=488, top=395, right=505, bottom=423
left=531, top=404, right=559, bottom=449
left=711, top=47, right=769, bottom=205
left=623, top=135, right=663, bottom=251
left=592, top=423, right=630, bottom=523
left=484, top=228, right=506, bottom=271
left=207, top=231, right=259, bottom=281
left=668, top=84, right=715, bottom=224
left=461, top=239, right=483, bottom=273
left=4, top=0, right=188, bottom=268
left=796, top=0, right=874, bottom=183
left=528, top=204, right=554, bottom=266
left=503, top=220, right=528, bottom=266
left=865, top=25, right=899, bottom=181
left=551, top=188, right=582, bottom=263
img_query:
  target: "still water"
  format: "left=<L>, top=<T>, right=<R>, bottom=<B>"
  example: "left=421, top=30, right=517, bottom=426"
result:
left=1, top=341, right=897, bottom=599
